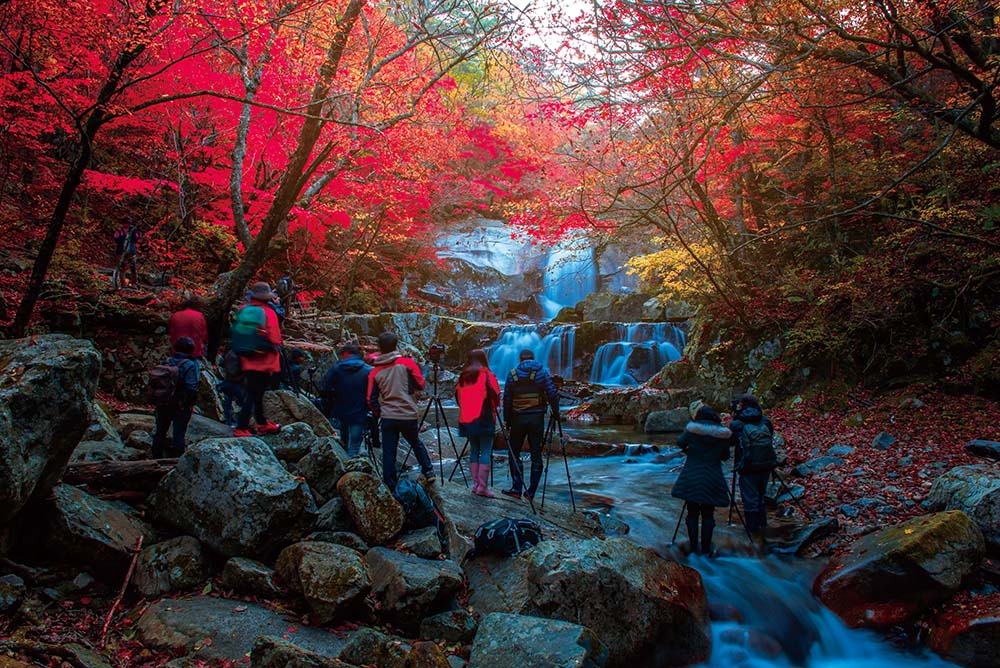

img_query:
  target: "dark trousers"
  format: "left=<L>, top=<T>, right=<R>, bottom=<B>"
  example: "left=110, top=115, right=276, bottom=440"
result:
left=506, top=412, right=545, bottom=494
left=739, top=471, right=770, bottom=534
left=380, top=418, right=434, bottom=490
left=237, top=371, right=270, bottom=429
left=153, top=404, right=193, bottom=457
left=685, top=503, right=716, bottom=554
left=340, top=421, right=366, bottom=458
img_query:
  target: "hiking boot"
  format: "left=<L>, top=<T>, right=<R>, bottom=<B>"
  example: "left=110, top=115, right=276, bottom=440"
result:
left=256, top=421, right=281, bottom=435
left=232, top=428, right=254, bottom=438
left=501, top=488, right=522, bottom=499
left=422, top=469, right=437, bottom=485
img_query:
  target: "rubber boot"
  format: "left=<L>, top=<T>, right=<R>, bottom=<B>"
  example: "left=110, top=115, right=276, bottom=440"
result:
left=469, top=463, right=483, bottom=495
left=477, top=464, right=496, bottom=498
left=685, top=511, right=701, bottom=555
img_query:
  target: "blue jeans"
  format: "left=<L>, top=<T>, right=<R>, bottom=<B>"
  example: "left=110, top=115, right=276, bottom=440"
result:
left=380, top=418, right=434, bottom=490
left=739, top=471, right=770, bottom=533
left=468, top=433, right=494, bottom=465
left=341, top=421, right=366, bottom=458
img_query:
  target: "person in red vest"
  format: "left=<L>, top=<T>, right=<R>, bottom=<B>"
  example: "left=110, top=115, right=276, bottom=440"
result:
left=233, top=282, right=283, bottom=437
left=168, top=295, right=209, bottom=359
left=455, top=349, right=500, bottom=497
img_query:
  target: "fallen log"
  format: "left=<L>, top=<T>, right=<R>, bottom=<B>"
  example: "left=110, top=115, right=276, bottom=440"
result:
left=61, top=458, right=177, bottom=493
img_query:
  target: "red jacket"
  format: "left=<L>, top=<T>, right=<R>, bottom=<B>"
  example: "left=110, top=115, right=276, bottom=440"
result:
left=456, top=369, right=500, bottom=425
left=367, top=352, right=425, bottom=420
left=238, top=300, right=282, bottom=373
left=168, top=308, right=208, bottom=358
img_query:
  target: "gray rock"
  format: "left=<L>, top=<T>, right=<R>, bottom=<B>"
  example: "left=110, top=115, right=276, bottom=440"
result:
left=470, top=612, right=607, bottom=668
left=0, top=335, right=102, bottom=524
left=366, top=547, right=465, bottom=631
left=149, top=437, right=317, bottom=559
left=85, top=401, right=123, bottom=445
left=965, top=440, right=1000, bottom=461
left=37, top=484, right=153, bottom=579
left=421, top=609, right=478, bottom=643
left=871, top=432, right=897, bottom=450
left=251, top=637, right=350, bottom=668
left=337, top=472, right=405, bottom=546
left=298, top=437, right=351, bottom=500
left=338, top=627, right=410, bottom=668
left=314, top=497, right=352, bottom=532
left=792, top=456, right=844, bottom=477
left=70, top=439, right=145, bottom=463
left=0, top=574, right=25, bottom=613
left=396, top=526, right=444, bottom=559
left=263, top=390, right=337, bottom=437
left=307, top=531, right=369, bottom=552
left=927, top=465, right=1000, bottom=550
left=270, top=422, right=319, bottom=461
left=134, top=596, right=349, bottom=662
left=132, top=536, right=214, bottom=598
left=221, top=557, right=283, bottom=597
left=125, top=430, right=153, bottom=452
left=196, top=369, right=225, bottom=423
left=840, top=505, right=860, bottom=518
left=826, top=444, right=856, bottom=457
left=275, top=542, right=371, bottom=624
left=643, top=409, right=690, bottom=434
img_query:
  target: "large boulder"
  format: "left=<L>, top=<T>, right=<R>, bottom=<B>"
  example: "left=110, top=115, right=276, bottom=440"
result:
left=337, top=627, right=411, bottom=668
left=263, top=390, right=336, bottom=437
left=35, top=483, right=153, bottom=579
left=221, top=557, right=283, bottom=598
left=251, top=637, right=351, bottom=668
left=465, top=538, right=709, bottom=668
left=275, top=542, right=371, bottom=624
left=813, top=511, right=985, bottom=628
left=470, top=612, right=608, bottom=668
left=149, top=437, right=317, bottom=559
left=196, top=369, right=225, bottom=422
left=366, top=547, right=465, bottom=632
left=270, top=422, right=319, bottom=462
left=643, top=408, right=690, bottom=434
left=0, top=335, right=102, bottom=524
left=336, top=472, right=405, bottom=545
left=298, top=437, right=351, bottom=501
left=132, top=536, right=214, bottom=598
left=927, top=465, right=1000, bottom=550
left=928, top=596, right=1000, bottom=668
left=965, top=440, right=1000, bottom=461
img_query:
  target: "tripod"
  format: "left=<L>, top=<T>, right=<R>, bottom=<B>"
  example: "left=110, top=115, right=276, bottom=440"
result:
left=363, top=416, right=382, bottom=478
left=727, top=467, right=811, bottom=524
left=671, top=486, right=756, bottom=553
left=539, top=408, right=576, bottom=513
left=403, top=361, right=468, bottom=486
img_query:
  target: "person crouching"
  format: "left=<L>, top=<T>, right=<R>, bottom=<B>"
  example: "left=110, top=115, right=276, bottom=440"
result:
left=671, top=405, right=732, bottom=556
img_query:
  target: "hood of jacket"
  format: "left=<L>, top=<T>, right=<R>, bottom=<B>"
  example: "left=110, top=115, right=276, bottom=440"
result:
left=736, top=406, right=763, bottom=423
left=514, top=359, right=544, bottom=375
left=685, top=420, right=733, bottom=440
left=372, top=351, right=402, bottom=367
left=338, top=356, right=368, bottom=373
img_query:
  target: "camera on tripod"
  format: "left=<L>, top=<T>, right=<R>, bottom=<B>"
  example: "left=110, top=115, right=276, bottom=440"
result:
left=551, top=374, right=565, bottom=389
left=428, top=343, right=446, bottom=364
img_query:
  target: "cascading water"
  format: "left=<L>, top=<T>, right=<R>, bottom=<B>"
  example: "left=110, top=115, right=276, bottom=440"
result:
left=590, top=322, right=687, bottom=385
left=487, top=324, right=576, bottom=382
left=540, top=241, right=598, bottom=319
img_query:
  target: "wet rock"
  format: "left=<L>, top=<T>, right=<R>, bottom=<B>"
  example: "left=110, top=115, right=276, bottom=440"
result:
left=395, top=526, right=444, bottom=559
left=251, top=637, right=351, bottom=668
left=0, top=574, right=25, bottom=613
left=337, top=472, right=405, bottom=546
left=36, top=484, right=153, bottom=579
left=70, top=439, right=145, bottom=463
left=718, top=628, right=783, bottom=658
left=125, top=429, right=153, bottom=452
left=270, top=422, right=319, bottom=461
left=707, top=601, right=742, bottom=622
left=338, top=627, right=411, bottom=668
left=298, top=437, right=351, bottom=501
left=927, top=465, right=1000, bottom=550
left=870, top=432, right=897, bottom=450
left=466, top=538, right=709, bottom=668
left=813, top=510, right=985, bottom=628
left=420, top=609, right=478, bottom=643
left=135, top=596, right=349, bottom=662
left=643, top=409, right=690, bottom=434
left=792, top=456, right=844, bottom=477
left=407, top=641, right=452, bottom=668
left=275, top=542, right=371, bottom=624
left=766, top=480, right=805, bottom=504
left=768, top=517, right=839, bottom=556
left=0, top=335, right=102, bottom=525
left=133, top=536, right=213, bottom=598
left=928, top=598, right=1000, bottom=668
left=826, top=444, right=855, bottom=457
left=965, top=440, right=1000, bottom=461
left=366, top=547, right=465, bottom=632
left=314, top=497, right=353, bottom=532
left=263, top=390, right=336, bottom=437
left=308, top=531, right=369, bottom=552
left=469, top=612, right=608, bottom=668
left=149, top=437, right=317, bottom=559
left=221, top=557, right=283, bottom=597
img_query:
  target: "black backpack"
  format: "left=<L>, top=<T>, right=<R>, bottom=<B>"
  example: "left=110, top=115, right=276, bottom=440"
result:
left=738, top=421, right=778, bottom=473
left=507, top=370, right=545, bottom=413
left=147, top=359, right=191, bottom=407
left=473, top=518, right=543, bottom=557
left=222, top=349, right=243, bottom=383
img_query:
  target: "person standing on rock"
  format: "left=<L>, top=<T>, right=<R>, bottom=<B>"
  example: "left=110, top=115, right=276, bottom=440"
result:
left=151, top=336, right=200, bottom=458
left=321, top=343, right=373, bottom=457
left=672, top=404, right=732, bottom=556
left=168, top=294, right=208, bottom=359
left=500, top=349, right=559, bottom=500
left=367, top=331, right=436, bottom=488
left=232, top=281, right=283, bottom=437
left=456, top=349, right=501, bottom=497
left=730, top=393, right=777, bottom=541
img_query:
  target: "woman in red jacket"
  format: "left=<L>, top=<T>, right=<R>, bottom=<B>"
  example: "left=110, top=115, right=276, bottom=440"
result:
left=455, top=349, right=500, bottom=497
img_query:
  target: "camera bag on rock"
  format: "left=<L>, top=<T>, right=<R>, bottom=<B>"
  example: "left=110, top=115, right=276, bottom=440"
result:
left=473, top=517, right=543, bottom=557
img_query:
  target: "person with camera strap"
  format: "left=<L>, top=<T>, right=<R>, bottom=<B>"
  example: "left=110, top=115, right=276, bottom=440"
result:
left=500, top=349, right=559, bottom=500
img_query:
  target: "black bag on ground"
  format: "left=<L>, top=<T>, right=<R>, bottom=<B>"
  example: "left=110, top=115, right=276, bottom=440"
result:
left=473, top=517, right=543, bottom=557
left=395, top=479, right=438, bottom=530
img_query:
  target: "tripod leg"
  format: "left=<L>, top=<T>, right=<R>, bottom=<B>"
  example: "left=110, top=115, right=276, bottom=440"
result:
left=670, top=502, right=687, bottom=546
left=725, top=484, right=757, bottom=553
left=539, top=418, right=556, bottom=512
left=772, top=469, right=810, bottom=520
left=436, top=398, right=468, bottom=486
left=728, top=468, right=737, bottom=525
left=554, top=416, right=576, bottom=512
left=448, top=439, right=470, bottom=482
left=496, top=409, right=536, bottom=515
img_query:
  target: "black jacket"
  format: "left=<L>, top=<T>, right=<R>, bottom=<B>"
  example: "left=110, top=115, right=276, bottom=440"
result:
left=730, top=406, right=774, bottom=472
left=671, top=419, right=732, bottom=507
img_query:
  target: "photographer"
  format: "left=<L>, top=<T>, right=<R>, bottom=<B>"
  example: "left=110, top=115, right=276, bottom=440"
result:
left=500, top=349, right=559, bottom=500
left=366, top=331, right=436, bottom=488
left=671, top=405, right=732, bottom=556
left=455, top=349, right=500, bottom=498
left=321, top=344, right=372, bottom=457
left=730, top=394, right=777, bottom=540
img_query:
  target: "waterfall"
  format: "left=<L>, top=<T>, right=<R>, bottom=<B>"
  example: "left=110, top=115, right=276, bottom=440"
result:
left=488, top=324, right=576, bottom=382
left=590, top=322, right=686, bottom=385
left=540, top=241, right=597, bottom=319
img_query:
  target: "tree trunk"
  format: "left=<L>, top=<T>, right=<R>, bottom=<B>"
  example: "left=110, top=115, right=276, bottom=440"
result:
left=62, top=458, right=177, bottom=493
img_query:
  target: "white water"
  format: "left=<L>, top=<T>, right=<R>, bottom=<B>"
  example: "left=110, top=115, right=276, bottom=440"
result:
left=487, top=324, right=576, bottom=381
left=541, top=241, right=597, bottom=319
left=590, top=322, right=686, bottom=384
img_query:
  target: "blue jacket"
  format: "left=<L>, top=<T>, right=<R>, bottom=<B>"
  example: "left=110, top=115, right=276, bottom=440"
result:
left=321, top=355, right=372, bottom=425
left=168, top=353, right=200, bottom=405
left=501, top=359, right=558, bottom=421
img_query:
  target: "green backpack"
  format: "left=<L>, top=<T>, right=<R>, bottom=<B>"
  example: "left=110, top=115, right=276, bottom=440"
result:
left=230, top=305, right=269, bottom=355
